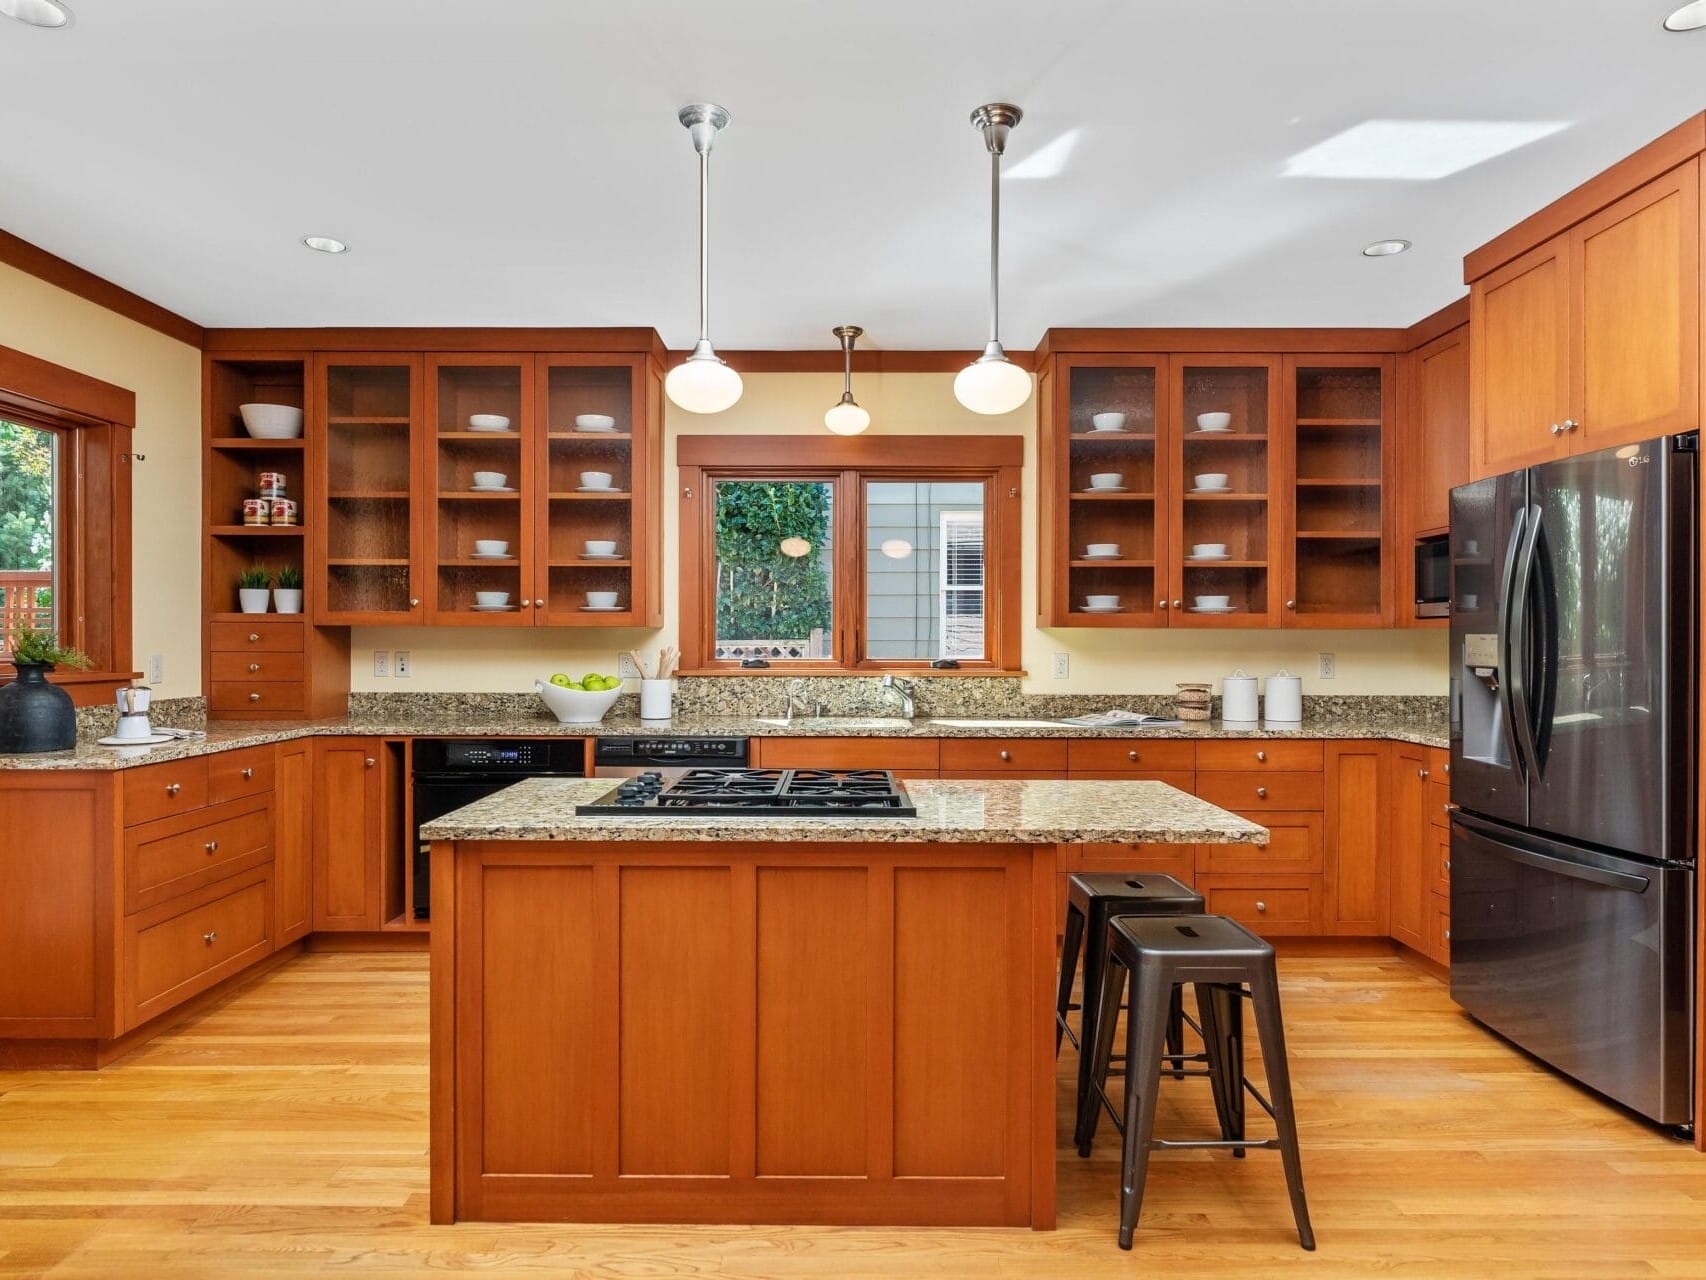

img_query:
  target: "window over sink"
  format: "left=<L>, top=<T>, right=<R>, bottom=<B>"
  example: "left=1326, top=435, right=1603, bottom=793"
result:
left=679, top=436, right=1021, bottom=673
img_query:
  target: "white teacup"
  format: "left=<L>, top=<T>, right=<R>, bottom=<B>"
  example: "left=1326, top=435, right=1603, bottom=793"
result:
left=580, top=471, right=614, bottom=490
left=1085, top=543, right=1120, bottom=558
left=1091, top=412, right=1126, bottom=432
left=474, top=591, right=510, bottom=608
left=1089, top=472, right=1122, bottom=490
left=1191, top=543, right=1228, bottom=557
left=474, top=539, right=509, bottom=556
left=1193, top=472, right=1229, bottom=490
left=586, top=590, right=619, bottom=608
left=472, top=470, right=507, bottom=489
left=1196, top=411, right=1232, bottom=431
left=1085, top=594, right=1121, bottom=610
left=583, top=540, right=617, bottom=556
left=1195, top=594, right=1230, bottom=609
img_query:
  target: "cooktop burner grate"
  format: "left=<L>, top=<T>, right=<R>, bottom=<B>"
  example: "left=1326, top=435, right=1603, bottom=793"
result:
left=577, top=767, right=917, bottom=818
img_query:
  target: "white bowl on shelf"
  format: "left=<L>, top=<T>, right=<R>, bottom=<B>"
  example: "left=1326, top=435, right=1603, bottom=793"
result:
left=474, top=591, right=511, bottom=608
left=1088, top=472, right=1123, bottom=490
left=535, top=680, right=623, bottom=724
left=580, top=471, right=614, bottom=490
left=1196, top=411, right=1232, bottom=431
left=574, top=414, right=617, bottom=432
left=469, top=413, right=511, bottom=431
left=584, top=539, right=618, bottom=556
left=1191, top=542, right=1228, bottom=558
left=1090, top=412, right=1126, bottom=432
left=1194, top=594, right=1231, bottom=610
left=1085, top=543, right=1120, bottom=558
left=1193, top=472, right=1229, bottom=491
left=474, top=539, right=509, bottom=556
left=239, top=403, right=304, bottom=439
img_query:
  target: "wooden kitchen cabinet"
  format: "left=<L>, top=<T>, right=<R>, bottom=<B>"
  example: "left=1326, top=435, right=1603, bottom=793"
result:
left=1323, top=741, right=1386, bottom=934
left=274, top=739, right=313, bottom=947
left=1402, top=325, right=1469, bottom=538
left=1469, top=158, right=1701, bottom=479
left=1388, top=744, right=1440, bottom=957
left=312, top=739, right=390, bottom=931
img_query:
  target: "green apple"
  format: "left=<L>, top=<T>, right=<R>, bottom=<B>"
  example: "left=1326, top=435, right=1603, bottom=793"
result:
left=550, top=673, right=572, bottom=688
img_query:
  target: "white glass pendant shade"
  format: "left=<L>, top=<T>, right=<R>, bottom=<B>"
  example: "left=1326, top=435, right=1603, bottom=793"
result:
left=824, top=396, right=870, bottom=435
left=955, top=344, right=1033, bottom=415
left=666, top=341, right=743, bottom=414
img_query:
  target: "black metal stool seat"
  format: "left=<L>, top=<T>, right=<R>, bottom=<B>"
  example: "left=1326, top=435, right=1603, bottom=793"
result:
left=1056, top=873, right=1204, bottom=1133
left=1084, top=913, right=1315, bottom=1252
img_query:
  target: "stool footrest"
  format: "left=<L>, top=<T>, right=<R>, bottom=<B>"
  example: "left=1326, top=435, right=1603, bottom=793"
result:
left=1153, top=1137, right=1279, bottom=1152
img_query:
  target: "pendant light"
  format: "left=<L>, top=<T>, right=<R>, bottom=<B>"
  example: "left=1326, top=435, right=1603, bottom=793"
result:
left=954, top=102, right=1033, bottom=416
left=665, top=103, right=744, bottom=415
left=824, top=325, right=871, bottom=435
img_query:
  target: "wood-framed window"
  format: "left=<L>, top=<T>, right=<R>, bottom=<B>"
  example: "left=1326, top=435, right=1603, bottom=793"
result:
left=678, top=436, right=1023, bottom=674
left=0, top=342, right=135, bottom=704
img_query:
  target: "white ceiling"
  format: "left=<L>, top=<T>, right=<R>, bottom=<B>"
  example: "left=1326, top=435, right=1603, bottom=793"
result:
left=1, top=1, right=1703, bottom=348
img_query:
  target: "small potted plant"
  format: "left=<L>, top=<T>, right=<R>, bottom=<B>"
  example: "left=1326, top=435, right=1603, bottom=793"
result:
left=273, top=564, right=304, bottom=614
left=238, top=566, right=272, bottom=614
left=0, top=626, right=92, bottom=753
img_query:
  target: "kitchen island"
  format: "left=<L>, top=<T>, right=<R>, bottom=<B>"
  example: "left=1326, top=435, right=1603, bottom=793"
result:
left=421, top=776, right=1265, bottom=1229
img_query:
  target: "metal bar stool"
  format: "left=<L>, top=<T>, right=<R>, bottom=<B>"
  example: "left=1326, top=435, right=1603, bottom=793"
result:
left=1084, top=912, right=1315, bottom=1252
left=1056, top=872, right=1202, bottom=1151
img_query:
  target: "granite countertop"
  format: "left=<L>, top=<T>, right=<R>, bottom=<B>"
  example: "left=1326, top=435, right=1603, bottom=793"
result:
left=0, top=708, right=1449, bottom=771
left=417, top=776, right=1270, bottom=845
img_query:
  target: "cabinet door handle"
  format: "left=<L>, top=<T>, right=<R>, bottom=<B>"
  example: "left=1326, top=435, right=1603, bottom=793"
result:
left=248, top=633, right=260, bottom=643
left=1418, top=768, right=1429, bottom=779
left=1256, top=786, right=1268, bottom=799
left=1550, top=423, right=1564, bottom=435
left=998, top=750, right=1012, bottom=762
left=1172, top=599, right=1182, bottom=609
left=248, top=663, right=260, bottom=673
left=1158, top=599, right=1169, bottom=610
left=1127, top=750, right=1139, bottom=762
left=365, top=756, right=377, bottom=768
left=1442, top=762, right=1450, bottom=774
left=1285, top=599, right=1296, bottom=610
left=166, top=783, right=181, bottom=796
left=521, top=599, right=532, bottom=608
left=204, top=840, right=219, bottom=854
left=1255, top=900, right=1268, bottom=913
left=203, top=930, right=218, bottom=945
left=248, top=693, right=261, bottom=703
left=1562, top=419, right=1578, bottom=432
left=1443, top=929, right=1451, bottom=941
left=1444, top=859, right=1451, bottom=871
left=241, top=767, right=254, bottom=780
left=409, top=598, right=420, bottom=608
left=535, top=599, right=546, bottom=608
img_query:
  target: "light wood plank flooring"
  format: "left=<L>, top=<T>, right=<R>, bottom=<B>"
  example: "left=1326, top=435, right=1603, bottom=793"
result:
left=1, top=951, right=1702, bottom=1278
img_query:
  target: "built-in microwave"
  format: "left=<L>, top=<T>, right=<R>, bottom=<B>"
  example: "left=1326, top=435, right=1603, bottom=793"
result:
left=1414, top=534, right=1449, bottom=618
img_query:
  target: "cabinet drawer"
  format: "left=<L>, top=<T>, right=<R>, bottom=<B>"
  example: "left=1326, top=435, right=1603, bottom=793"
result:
left=1195, top=740, right=1323, bottom=772
left=125, top=797, right=273, bottom=913
left=210, top=651, right=306, bottom=683
left=208, top=746, right=275, bottom=805
left=1427, top=779, right=1450, bottom=829
left=210, top=620, right=305, bottom=652
left=756, top=737, right=940, bottom=773
left=939, top=738, right=1068, bottom=773
left=1430, top=829, right=1452, bottom=898
left=122, top=758, right=210, bottom=827
left=1197, top=875, right=1322, bottom=936
left=1075, top=843, right=1199, bottom=887
left=1195, top=772, right=1324, bottom=812
left=1196, top=813, right=1322, bottom=874
left=1427, top=891, right=1451, bottom=965
left=1066, top=740, right=1196, bottom=773
left=124, top=869, right=272, bottom=1028
left=210, top=682, right=307, bottom=715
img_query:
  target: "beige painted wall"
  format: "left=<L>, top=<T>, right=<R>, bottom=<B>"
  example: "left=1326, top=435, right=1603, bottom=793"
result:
left=353, top=371, right=1448, bottom=695
left=0, top=263, right=203, bottom=696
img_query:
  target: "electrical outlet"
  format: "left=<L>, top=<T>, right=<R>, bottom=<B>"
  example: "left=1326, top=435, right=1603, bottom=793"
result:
left=1051, top=652, right=1070, bottom=679
left=372, top=650, right=390, bottom=678
left=147, top=654, right=163, bottom=685
left=1318, top=652, right=1336, bottom=680
left=394, top=651, right=411, bottom=678
left=617, top=652, right=641, bottom=679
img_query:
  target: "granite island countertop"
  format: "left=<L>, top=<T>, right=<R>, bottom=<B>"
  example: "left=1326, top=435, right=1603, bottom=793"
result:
left=417, top=776, right=1270, bottom=846
left=0, top=707, right=1449, bottom=770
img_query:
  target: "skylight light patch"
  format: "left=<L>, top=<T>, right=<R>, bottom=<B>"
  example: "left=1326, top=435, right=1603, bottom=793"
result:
left=1006, top=127, right=1081, bottom=180
left=1284, top=119, right=1569, bottom=181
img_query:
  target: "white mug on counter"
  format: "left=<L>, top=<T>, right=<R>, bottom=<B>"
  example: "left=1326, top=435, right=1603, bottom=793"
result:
left=1222, top=668, right=1259, bottom=723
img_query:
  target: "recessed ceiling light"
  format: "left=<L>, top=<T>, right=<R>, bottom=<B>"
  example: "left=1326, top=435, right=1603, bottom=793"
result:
left=1665, top=0, right=1706, bottom=30
left=0, top=0, right=72, bottom=28
left=302, top=236, right=348, bottom=255
left=1286, top=119, right=1568, bottom=180
left=1362, top=239, right=1412, bottom=257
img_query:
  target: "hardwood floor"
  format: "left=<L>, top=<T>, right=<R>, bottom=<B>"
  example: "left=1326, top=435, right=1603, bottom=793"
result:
left=1, top=951, right=1702, bottom=1278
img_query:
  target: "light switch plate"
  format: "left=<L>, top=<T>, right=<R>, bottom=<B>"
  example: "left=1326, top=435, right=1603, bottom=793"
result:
left=372, top=650, right=390, bottom=678
left=1051, top=652, right=1070, bottom=679
left=394, top=651, right=411, bottom=678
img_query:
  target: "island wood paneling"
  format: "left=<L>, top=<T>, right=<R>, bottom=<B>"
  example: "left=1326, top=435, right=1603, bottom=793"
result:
left=437, top=840, right=1053, bottom=1227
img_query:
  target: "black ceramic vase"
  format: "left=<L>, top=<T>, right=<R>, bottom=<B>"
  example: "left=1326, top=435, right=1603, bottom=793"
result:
left=0, top=661, right=76, bottom=753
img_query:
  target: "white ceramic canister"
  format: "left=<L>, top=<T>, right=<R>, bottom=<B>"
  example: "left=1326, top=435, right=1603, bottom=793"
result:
left=1264, top=669, right=1303, bottom=726
left=639, top=678, right=674, bottom=721
left=1221, top=668, right=1259, bottom=724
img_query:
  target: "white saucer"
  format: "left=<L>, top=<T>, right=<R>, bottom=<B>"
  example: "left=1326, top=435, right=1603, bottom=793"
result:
left=469, top=485, right=517, bottom=493
left=470, top=553, right=514, bottom=560
left=467, top=425, right=514, bottom=434
left=579, top=553, right=622, bottom=560
left=1193, top=426, right=1234, bottom=434
left=98, top=732, right=175, bottom=747
left=574, top=425, right=618, bottom=433
left=1087, top=426, right=1127, bottom=434
left=1186, top=554, right=1231, bottom=562
left=1079, top=605, right=1124, bottom=613
left=579, top=604, right=624, bottom=612
left=470, top=604, right=518, bottom=612
left=1188, top=605, right=1238, bottom=613
left=576, top=486, right=622, bottom=494
left=1189, top=487, right=1234, bottom=494
left=1082, top=553, right=1124, bottom=560
left=1081, top=486, right=1128, bottom=494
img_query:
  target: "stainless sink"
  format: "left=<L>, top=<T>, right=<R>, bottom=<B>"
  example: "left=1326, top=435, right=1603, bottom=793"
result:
left=753, top=716, right=916, bottom=730
left=925, top=718, right=1068, bottom=729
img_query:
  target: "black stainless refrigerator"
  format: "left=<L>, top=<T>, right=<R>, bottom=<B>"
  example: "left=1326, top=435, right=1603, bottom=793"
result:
left=1449, top=432, right=1696, bottom=1130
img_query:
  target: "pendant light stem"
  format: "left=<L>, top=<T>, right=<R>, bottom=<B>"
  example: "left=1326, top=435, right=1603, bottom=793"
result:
left=843, top=327, right=854, bottom=394
left=698, top=147, right=711, bottom=345
left=988, top=148, right=1001, bottom=347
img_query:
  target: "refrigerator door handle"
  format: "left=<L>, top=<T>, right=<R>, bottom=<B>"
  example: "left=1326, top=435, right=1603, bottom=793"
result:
left=1451, top=812, right=1652, bottom=892
left=1528, top=512, right=1559, bottom=771
left=1498, top=505, right=1532, bottom=778
left=1507, top=504, right=1544, bottom=779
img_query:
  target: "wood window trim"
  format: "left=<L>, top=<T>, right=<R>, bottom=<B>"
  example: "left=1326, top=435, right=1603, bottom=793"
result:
left=678, top=435, right=1023, bottom=675
left=0, top=342, right=136, bottom=706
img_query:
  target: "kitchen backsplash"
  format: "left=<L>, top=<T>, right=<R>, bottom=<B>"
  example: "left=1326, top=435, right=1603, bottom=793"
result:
left=74, top=695, right=208, bottom=738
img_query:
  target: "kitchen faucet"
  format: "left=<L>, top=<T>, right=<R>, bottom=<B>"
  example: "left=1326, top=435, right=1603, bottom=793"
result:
left=881, top=674, right=915, bottom=720
left=783, top=677, right=811, bottom=725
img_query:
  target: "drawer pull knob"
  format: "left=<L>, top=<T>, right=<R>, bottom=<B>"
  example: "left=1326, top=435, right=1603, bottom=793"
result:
left=999, top=750, right=1012, bottom=762
left=1418, top=768, right=1429, bottom=779
left=203, top=930, right=218, bottom=945
left=1256, top=750, right=1267, bottom=762
left=248, top=663, right=260, bottom=673
left=248, top=633, right=260, bottom=643
left=166, top=783, right=181, bottom=797
left=242, top=767, right=254, bottom=780
left=1444, top=859, right=1451, bottom=871
left=1442, top=762, right=1451, bottom=773
left=248, top=693, right=261, bottom=703
left=1443, top=929, right=1451, bottom=941
left=1256, top=786, right=1268, bottom=799
left=1255, top=900, right=1267, bottom=913
left=1127, top=750, right=1139, bottom=762
left=204, top=840, right=218, bottom=854
left=365, top=756, right=377, bottom=768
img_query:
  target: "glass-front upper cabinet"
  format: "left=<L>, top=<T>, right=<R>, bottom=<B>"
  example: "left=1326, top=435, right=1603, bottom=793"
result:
left=426, top=356, right=534, bottom=626
left=1040, top=355, right=1169, bottom=627
left=1169, top=357, right=1282, bottom=627
left=314, top=355, right=424, bottom=624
